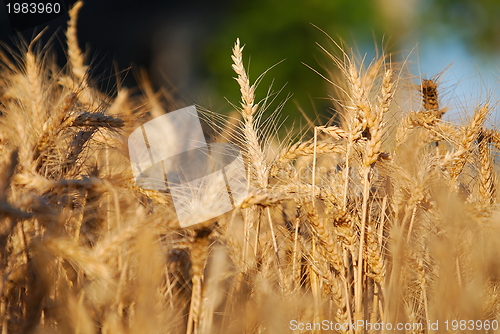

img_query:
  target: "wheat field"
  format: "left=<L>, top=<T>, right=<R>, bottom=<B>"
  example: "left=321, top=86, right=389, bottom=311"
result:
left=1, top=2, right=500, bottom=333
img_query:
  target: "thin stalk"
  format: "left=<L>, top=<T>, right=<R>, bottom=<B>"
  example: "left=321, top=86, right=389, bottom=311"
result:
left=355, top=166, right=371, bottom=317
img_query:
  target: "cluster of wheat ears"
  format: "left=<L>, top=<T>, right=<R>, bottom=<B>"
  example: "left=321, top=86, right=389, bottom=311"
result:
left=1, top=2, right=500, bottom=334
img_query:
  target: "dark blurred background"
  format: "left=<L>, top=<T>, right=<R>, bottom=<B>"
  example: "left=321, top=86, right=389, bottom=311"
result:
left=1, top=0, right=499, bottom=124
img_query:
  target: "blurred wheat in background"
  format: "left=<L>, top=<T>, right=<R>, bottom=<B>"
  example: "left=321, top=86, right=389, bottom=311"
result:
left=0, top=2, right=500, bottom=333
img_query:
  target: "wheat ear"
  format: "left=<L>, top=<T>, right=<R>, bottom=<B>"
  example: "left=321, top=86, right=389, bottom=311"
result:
left=420, top=79, right=444, bottom=118
left=25, top=50, right=44, bottom=127
left=304, top=202, right=343, bottom=272
left=478, top=131, right=496, bottom=204
left=446, top=104, right=489, bottom=179
left=231, top=39, right=267, bottom=188
left=66, top=1, right=87, bottom=81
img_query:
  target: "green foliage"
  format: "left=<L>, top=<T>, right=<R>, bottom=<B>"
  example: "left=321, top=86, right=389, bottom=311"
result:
left=421, top=0, right=500, bottom=56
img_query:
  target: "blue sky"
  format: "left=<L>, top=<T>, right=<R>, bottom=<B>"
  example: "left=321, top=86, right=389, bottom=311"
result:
left=408, top=36, right=500, bottom=127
